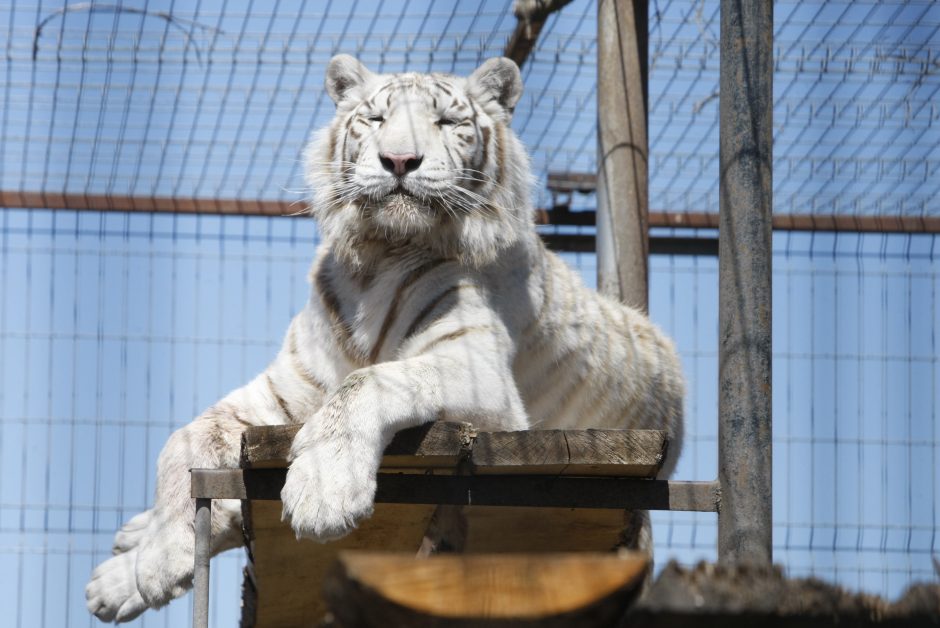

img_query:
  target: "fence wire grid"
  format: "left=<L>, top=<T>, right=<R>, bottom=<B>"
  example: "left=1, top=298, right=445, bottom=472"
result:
left=0, top=0, right=938, bottom=626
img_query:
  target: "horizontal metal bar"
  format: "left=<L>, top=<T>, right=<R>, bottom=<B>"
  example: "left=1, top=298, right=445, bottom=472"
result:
left=3, top=190, right=934, bottom=234
left=0, top=190, right=291, bottom=216
left=538, top=204, right=940, bottom=234
left=541, top=233, right=719, bottom=256
left=191, top=469, right=720, bottom=512
left=651, top=236, right=719, bottom=256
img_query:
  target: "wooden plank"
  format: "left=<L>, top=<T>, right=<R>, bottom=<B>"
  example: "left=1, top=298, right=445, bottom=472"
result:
left=323, top=551, right=649, bottom=627
left=245, top=500, right=435, bottom=627
left=240, top=421, right=476, bottom=470
left=240, top=425, right=301, bottom=469
left=462, top=507, right=628, bottom=553
left=564, top=429, right=668, bottom=477
left=470, top=429, right=666, bottom=477
left=242, top=424, right=667, bottom=478
left=470, top=430, right=570, bottom=475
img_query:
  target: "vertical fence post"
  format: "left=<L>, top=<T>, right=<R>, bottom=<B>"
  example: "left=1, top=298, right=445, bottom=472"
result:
left=193, top=497, right=212, bottom=628
left=717, top=0, right=774, bottom=565
left=597, top=0, right=649, bottom=310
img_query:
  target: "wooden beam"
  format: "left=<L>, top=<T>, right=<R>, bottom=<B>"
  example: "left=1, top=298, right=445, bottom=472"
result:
left=597, top=0, right=650, bottom=308
left=323, top=551, right=648, bottom=627
left=504, top=0, right=577, bottom=68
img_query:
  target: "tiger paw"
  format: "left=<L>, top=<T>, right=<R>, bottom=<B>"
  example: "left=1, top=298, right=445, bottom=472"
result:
left=280, top=421, right=378, bottom=542
left=133, top=519, right=194, bottom=608
left=85, top=550, right=149, bottom=623
left=112, top=509, right=155, bottom=555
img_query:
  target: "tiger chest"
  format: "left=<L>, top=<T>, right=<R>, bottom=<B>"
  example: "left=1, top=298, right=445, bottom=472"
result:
left=311, top=255, right=469, bottom=368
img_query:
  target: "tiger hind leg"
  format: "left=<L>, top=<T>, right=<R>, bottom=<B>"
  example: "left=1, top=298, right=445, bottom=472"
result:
left=86, top=406, right=258, bottom=622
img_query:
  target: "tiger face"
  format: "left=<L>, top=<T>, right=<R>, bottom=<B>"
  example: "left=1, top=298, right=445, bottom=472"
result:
left=306, top=55, right=533, bottom=269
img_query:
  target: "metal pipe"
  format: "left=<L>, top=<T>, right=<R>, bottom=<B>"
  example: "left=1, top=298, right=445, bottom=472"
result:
left=6, top=188, right=938, bottom=234
left=193, top=497, right=212, bottom=628
left=596, top=0, right=649, bottom=309
left=717, top=0, right=774, bottom=565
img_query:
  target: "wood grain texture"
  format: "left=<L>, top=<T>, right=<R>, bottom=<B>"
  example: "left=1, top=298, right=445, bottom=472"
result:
left=245, top=501, right=435, bottom=627
left=241, top=421, right=476, bottom=470
left=323, top=551, right=649, bottom=627
left=461, top=507, right=628, bottom=553
left=471, top=429, right=666, bottom=477
left=240, top=424, right=668, bottom=626
left=241, top=423, right=667, bottom=478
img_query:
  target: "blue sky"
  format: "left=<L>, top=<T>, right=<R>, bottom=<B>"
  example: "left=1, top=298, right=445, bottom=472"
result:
left=0, top=0, right=938, bottom=626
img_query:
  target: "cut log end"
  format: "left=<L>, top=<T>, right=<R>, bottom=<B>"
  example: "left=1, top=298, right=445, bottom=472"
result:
left=323, top=551, right=649, bottom=627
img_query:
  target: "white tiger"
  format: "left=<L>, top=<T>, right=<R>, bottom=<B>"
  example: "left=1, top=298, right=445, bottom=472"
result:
left=85, top=55, right=684, bottom=622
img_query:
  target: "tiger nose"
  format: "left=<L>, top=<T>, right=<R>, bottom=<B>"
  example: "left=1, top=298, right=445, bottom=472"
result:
left=379, top=152, right=423, bottom=177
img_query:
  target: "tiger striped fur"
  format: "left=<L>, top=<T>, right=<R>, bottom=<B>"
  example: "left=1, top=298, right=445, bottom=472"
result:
left=85, top=55, right=684, bottom=623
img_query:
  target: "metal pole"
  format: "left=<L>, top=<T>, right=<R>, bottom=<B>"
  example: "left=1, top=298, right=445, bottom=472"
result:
left=193, top=497, right=212, bottom=628
left=596, top=0, right=649, bottom=309
left=717, top=0, right=773, bottom=565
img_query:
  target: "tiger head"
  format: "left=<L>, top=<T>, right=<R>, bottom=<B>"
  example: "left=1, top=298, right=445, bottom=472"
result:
left=305, top=55, right=533, bottom=269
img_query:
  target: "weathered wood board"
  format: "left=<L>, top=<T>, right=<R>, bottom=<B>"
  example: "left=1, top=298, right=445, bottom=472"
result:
left=244, top=501, right=437, bottom=627
left=241, top=421, right=476, bottom=470
left=471, top=428, right=667, bottom=476
left=461, top=506, right=627, bottom=554
left=242, top=422, right=667, bottom=478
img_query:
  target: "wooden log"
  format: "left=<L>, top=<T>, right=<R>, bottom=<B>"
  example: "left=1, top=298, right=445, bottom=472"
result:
left=323, top=551, right=649, bottom=627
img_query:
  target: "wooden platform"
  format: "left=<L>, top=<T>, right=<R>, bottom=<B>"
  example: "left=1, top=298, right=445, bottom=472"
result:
left=237, top=422, right=669, bottom=628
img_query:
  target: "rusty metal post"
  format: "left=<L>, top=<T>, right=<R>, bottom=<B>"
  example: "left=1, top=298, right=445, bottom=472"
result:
left=193, top=497, right=212, bottom=628
left=717, top=0, right=773, bottom=565
left=597, top=0, right=649, bottom=309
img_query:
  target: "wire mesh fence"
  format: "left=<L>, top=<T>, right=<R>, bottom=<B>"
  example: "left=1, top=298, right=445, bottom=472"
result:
left=2, top=0, right=936, bottom=216
left=0, top=0, right=938, bottom=625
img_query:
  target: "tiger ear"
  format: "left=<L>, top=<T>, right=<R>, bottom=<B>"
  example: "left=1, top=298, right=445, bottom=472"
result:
left=325, top=54, right=374, bottom=105
left=468, top=57, right=523, bottom=114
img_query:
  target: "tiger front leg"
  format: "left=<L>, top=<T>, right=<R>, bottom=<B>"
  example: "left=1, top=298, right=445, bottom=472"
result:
left=282, top=346, right=526, bottom=542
